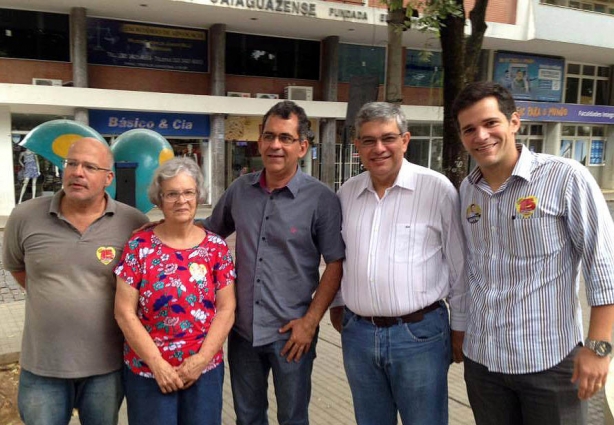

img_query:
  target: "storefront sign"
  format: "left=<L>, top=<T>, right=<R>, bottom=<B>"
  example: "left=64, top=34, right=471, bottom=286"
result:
left=494, top=52, right=564, bottom=102
left=516, top=101, right=614, bottom=124
left=89, top=110, right=210, bottom=137
left=87, top=18, right=207, bottom=72
left=189, top=0, right=382, bottom=23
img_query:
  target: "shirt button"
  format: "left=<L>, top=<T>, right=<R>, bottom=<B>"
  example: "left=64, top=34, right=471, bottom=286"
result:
left=262, top=237, right=265, bottom=241
left=265, top=216, right=269, bottom=220
left=256, top=279, right=260, bottom=283
left=259, top=258, right=263, bottom=262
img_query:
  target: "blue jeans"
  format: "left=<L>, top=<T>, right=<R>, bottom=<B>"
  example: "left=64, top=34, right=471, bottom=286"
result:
left=341, top=304, right=451, bottom=425
left=18, top=368, right=123, bottom=425
left=123, top=363, right=224, bottom=425
left=228, top=329, right=318, bottom=425
left=464, top=347, right=586, bottom=425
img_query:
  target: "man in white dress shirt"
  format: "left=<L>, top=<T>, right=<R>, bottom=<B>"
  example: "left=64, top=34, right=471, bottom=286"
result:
left=330, top=102, right=468, bottom=425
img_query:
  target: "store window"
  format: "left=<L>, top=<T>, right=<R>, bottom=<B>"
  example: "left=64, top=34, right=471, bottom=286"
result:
left=338, top=43, right=386, bottom=84
left=542, top=0, right=614, bottom=14
left=405, top=50, right=443, bottom=88
left=564, top=62, right=610, bottom=105
left=0, top=9, right=69, bottom=61
left=560, top=125, right=606, bottom=166
left=406, top=124, right=443, bottom=172
left=226, top=32, right=320, bottom=80
left=517, top=124, right=545, bottom=153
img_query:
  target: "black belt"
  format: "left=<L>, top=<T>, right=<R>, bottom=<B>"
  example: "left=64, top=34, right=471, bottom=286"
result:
left=356, top=301, right=442, bottom=328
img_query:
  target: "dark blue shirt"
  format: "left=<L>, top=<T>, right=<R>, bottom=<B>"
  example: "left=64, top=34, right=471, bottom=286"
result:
left=203, top=168, right=345, bottom=346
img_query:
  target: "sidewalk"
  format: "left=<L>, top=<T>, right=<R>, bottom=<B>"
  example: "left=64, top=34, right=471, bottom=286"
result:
left=0, top=204, right=611, bottom=424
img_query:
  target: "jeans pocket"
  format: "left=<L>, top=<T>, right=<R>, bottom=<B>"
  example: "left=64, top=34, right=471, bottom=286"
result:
left=401, top=310, right=446, bottom=343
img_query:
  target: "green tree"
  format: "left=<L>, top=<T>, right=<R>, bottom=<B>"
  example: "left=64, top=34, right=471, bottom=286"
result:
left=383, top=0, right=489, bottom=188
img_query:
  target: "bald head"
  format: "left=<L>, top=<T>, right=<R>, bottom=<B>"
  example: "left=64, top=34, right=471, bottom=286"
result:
left=67, top=137, right=114, bottom=169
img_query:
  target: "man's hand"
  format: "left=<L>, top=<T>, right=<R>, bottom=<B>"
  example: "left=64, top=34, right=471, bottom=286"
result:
left=451, top=330, right=465, bottom=363
left=571, top=347, right=611, bottom=399
left=132, top=220, right=162, bottom=235
left=279, top=315, right=319, bottom=362
left=330, top=307, right=344, bottom=333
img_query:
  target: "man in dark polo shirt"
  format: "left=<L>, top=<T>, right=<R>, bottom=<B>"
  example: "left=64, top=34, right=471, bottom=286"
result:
left=3, top=138, right=149, bottom=425
left=204, top=101, right=345, bottom=425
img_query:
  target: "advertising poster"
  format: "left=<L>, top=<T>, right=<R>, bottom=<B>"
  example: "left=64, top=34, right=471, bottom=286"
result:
left=494, top=52, right=564, bottom=102
left=87, top=18, right=207, bottom=72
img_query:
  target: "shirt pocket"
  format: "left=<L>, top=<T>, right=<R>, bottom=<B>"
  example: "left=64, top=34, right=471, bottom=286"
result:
left=507, top=217, right=565, bottom=258
left=393, top=223, right=412, bottom=263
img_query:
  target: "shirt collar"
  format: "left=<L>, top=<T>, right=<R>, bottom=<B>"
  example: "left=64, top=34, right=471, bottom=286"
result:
left=253, top=167, right=303, bottom=198
left=49, top=190, right=117, bottom=216
left=467, top=144, right=532, bottom=185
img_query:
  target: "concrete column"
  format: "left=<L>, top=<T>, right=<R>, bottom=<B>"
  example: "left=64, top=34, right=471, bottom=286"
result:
left=602, top=126, right=614, bottom=189
left=319, top=36, right=339, bottom=189
left=209, top=24, right=226, bottom=205
left=0, top=107, right=15, bottom=215
left=543, top=122, right=561, bottom=156
left=71, top=7, right=89, bottom=125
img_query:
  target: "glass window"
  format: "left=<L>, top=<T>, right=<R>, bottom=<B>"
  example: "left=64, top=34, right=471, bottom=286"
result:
left=530, top=125, right=544, bottom=135
left=590, top=140, right=605, bottom=165
left=565, top=62, right=609, bottom=105
left=409, top=124, right=431, bottom=137
left=598, top=66, right=610, bottom=78
left=567, top=63, right=581, bottom=75
left=574, top=140, right=587, bottom=163
left=578, top=125, right=591, bottom=137
left=408, top=139, right=430, bottom=168
left=580, top=79, right=594, bottom=104
left=226, top=33, right=319, bottom=80
left=562, top=126, right=576, bottom=136
left=0, top=9, right=69, bottom=61
left=565, top=77, right=579, bottom=103
left=405, top=50, right=443, bottom=87
left=593, top=127, right=605, bottom=137
left=430, top=139, right=443, bottom=173
left=338, top=44, right=385, bottom=84
left=560, top=140, right=573, bottom=158
left=528, top=140, right=543, bottom=153
left=595, top=80, right=609, bottom=105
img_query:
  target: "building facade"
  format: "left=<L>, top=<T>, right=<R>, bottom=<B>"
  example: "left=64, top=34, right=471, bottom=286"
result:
left=0, top=0, right=613, bottom=214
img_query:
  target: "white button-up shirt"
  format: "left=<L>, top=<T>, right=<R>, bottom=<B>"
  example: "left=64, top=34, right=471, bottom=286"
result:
left=337, top=159, right=468, bottom=331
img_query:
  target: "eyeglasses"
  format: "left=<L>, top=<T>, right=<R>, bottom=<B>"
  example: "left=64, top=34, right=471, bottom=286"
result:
left=161, top=189, right=197, bottom=202
left=358, top=133, right=403, bottom=147
left=63, top=159, right=112, bottom=173
left=261, top=132, right=301, bottom=145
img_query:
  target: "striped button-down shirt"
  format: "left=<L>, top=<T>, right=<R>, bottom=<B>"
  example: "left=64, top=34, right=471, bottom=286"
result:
left=461, top=145, right=614, bottom=373
left=337, top=159, right=468, bottom=331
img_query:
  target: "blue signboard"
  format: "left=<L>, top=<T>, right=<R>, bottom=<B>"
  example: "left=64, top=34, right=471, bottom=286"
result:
left=516, top=101, right=614, bottom=124
left=494, top=52, right=564, bottom=102
left=87, top=18, right=207, bottom=72
left=89, top=110, right=210, bottom=137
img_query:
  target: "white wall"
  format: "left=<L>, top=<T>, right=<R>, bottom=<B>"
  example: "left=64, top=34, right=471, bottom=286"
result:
left=0, top=107, right=15, bottom=215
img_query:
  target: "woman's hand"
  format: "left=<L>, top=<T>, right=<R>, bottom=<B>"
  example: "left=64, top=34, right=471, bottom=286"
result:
left=150, top=357, right=185, bottom=394
left=176, top=353, right=208, bottom=389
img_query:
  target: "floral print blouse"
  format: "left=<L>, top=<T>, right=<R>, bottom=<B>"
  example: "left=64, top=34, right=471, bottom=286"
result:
left=115, top=227, right=235, bottom=377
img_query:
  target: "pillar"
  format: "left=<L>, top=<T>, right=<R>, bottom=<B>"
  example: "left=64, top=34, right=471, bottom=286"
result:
left=209, top=24, right=226, bottom=206
left=71, top=7, right=89, bottom=125
left=320, top=36, right=339, bottom=189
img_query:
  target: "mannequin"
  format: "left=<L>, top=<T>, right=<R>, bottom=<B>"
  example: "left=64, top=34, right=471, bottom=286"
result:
left=183, top=144, right=198, bottom=163
left=18, top=149, right=41, bottom=204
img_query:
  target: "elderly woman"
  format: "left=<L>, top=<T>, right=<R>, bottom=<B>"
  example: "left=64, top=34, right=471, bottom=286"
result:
left=114, top=157, right=235, bottom=425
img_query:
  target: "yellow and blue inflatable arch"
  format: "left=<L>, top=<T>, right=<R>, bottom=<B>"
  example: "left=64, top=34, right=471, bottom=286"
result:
left=18, top=120, right=174, bottom=213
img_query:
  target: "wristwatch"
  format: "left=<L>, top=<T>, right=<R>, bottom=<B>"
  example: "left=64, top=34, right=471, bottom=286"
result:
left=584, top=338, right=612, bottom=357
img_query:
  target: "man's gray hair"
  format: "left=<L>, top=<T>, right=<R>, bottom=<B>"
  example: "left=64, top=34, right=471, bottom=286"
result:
left=148, top=157, right=207, bottom=206
left=354, top=102, right=408, bottom=135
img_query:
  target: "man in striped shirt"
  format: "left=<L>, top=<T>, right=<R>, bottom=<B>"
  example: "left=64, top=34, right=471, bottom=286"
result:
left=454, top=81, right=614, bottom=424
left=330, top=102, right=468, bottom=425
